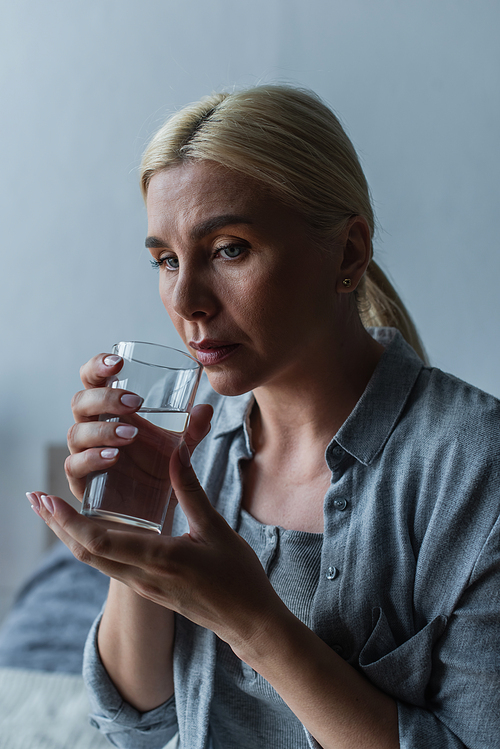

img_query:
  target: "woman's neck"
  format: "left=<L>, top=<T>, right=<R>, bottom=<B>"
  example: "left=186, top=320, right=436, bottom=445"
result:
left=250, top=324, right=384, bottom=456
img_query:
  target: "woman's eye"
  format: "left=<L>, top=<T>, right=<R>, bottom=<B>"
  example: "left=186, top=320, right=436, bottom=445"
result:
left=218, top=245, right=245, bottom=259
left=164, top=256, right=179, bottom=270
left=150, top=256, right=179, bottom=271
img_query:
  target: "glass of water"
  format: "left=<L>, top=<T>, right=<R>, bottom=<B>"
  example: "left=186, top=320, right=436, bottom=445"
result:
left=81, top=341, right=203, bottom=533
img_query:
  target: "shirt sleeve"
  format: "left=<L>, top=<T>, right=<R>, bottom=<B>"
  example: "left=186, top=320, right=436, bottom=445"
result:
left=82, top=609, right=178, bottom=749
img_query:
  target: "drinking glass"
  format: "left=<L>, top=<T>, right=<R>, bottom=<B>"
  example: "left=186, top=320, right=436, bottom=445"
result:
left=81, top=341, right=202, bottom=532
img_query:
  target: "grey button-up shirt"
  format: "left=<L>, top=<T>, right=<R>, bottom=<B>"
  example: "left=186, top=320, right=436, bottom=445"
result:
left=84, top=328, right=500, bottom=749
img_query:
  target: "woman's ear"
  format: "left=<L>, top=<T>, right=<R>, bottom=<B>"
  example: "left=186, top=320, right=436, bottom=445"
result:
left=336, top=216, right=372, bottom=293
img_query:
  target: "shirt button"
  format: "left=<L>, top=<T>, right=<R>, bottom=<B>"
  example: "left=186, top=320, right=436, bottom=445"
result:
left=332, top=644, right=344, bottom=656
left=333, top=497, right=348, bottom=511
left=326, top=566, right=339, bottom=580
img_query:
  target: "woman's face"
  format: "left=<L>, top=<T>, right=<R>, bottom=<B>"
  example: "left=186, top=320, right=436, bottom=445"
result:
left=146, top=161, right=343, bottom=396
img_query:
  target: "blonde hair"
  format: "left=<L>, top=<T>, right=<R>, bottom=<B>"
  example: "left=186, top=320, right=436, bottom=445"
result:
left=140, top=85, right=427, bottom=362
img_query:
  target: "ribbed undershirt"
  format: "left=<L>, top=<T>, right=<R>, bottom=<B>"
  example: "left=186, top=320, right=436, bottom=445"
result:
left=209, top=508, right=323, bottom=749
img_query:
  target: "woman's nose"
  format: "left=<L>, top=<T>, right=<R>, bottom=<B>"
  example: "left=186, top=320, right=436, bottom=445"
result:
left=168, top=268, right=219, bottom=321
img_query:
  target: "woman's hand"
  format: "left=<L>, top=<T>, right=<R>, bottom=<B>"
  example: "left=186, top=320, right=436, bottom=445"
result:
left=27, top=443, right=286, bottom=654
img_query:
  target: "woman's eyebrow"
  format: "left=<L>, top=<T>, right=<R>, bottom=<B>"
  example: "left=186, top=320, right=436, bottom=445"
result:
left=145, top=214, right=253, bottom=249
left=145, top=236, right=167, bottom=249
left=190, top=215, right=253, bottom=240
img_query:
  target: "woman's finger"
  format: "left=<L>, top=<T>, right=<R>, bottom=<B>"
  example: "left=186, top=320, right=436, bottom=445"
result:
left=168, top=437, right=224, bottom=539
left=183, top=403, right=213, bottom=451
left=28, top=492, right=172, bottom=570
left=67, top=420, right=139, bottom=454
left=64, top=447, right=122, bottom=500
left=71, top=387, right=144, bottom=423
left=25, top=492, right=148, bottom=584
left=79, top=353, right=124, bottom=390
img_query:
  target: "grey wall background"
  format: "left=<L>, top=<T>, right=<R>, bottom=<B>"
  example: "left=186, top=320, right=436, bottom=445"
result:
left=1, top=0, right=499, bottom=618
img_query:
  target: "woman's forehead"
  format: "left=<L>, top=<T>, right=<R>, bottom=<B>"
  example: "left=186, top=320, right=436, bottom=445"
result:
left=145, top=161, right=301, bottom=240
left=148, top=161, right=263, bottom=205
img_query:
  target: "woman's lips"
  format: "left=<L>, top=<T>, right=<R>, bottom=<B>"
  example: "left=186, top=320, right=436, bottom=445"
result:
left=189, top=340, right=240, bottom=366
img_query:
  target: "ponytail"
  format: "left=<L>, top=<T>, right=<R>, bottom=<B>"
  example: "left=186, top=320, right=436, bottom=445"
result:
left=359, top=261, right=429, bottom=364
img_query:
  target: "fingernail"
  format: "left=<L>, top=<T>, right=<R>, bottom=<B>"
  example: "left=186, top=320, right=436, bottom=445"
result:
left=40, top=495, right=54, bottom=514
left=101, top=448, right=119, bottom=459
left=115, top=425, right=138, bottom=439
left=179, top=440, right=191, bottom=468
left=104, top=355, right=122, bottom=366
left=120, top=394, right=143, bottom=409
left=26, top=492, right=40, bottom=511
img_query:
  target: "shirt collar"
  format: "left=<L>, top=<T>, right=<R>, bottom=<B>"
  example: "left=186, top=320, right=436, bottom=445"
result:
left=210, top=327, right=425, bottom=465
left=331, top=328, right=424, bottom=465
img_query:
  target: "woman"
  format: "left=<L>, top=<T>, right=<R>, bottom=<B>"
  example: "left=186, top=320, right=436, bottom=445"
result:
left=28, top=85, right=500, bottom=748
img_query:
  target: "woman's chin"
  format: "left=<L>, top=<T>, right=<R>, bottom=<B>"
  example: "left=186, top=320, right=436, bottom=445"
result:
left=204, top=368, right=256, bottom=398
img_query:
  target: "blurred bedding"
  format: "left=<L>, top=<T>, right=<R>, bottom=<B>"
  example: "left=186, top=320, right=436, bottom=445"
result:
left=0, top=542, right=110, bottom=747
left=0, top=667, right=111, bottom=748
left=0, top=542, right=108, bottom=673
